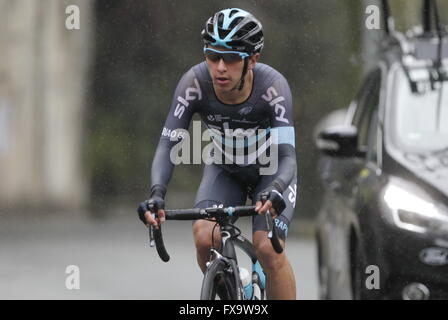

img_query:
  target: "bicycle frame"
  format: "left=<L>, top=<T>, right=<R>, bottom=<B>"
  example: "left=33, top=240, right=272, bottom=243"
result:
left=209, top=222, right=265, bottom=300
left=141, top=204, right=279, bottom=299
left=218, top=224, right=258, bottom=264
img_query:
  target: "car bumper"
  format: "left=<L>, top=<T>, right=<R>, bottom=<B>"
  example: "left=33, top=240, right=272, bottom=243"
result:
left=371, top=224, right=448, bottom=300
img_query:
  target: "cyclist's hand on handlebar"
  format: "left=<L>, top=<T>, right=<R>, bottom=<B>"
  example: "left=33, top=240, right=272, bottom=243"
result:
left=145, top=208, right=165, bottom=230
left=255, top=188, right=286, bottom=217
left=255, top=198, right=275, bottom=216
left=137, top=197, right=165, bottom=229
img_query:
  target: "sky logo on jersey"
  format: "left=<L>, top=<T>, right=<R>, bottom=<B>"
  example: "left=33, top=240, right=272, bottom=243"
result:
left=288, top=184, right=297, bottom=208
left=174, top=78, right=202, bottom=119
left=261, top=86, right=289, bottom=124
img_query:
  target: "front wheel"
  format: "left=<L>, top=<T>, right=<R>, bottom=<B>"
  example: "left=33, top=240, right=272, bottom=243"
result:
left=200, top=259, right=238, bottom=300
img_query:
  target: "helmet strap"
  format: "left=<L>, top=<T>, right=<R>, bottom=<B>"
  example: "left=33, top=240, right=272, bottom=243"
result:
left=231, top=57, right=249, bottom=91
left=238, top=57, right=249, bottom=91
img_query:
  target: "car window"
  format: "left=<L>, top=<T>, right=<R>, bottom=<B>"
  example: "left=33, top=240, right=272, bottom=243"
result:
left=352, top=69, right=381, bottom=153
left=366, top=109, right=379, bottom=163
left=392, top=66, right=448, bottom=152
left=352, top=69, right=380, bottom=126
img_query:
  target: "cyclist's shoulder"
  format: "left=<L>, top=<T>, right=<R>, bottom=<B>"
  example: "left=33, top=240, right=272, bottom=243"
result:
left=173, top=62, right=210, bottom=99
left=254, top=63, right=290, bottom=89
left=189, top=61, right=210, bottom=83
left=176, top=62, right=204, bottom=80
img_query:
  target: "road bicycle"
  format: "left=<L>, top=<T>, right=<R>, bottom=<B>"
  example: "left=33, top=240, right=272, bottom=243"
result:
left=145, top=203, right=283, bottom=300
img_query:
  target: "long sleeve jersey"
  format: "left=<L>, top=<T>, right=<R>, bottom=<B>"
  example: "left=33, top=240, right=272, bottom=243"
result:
left=150, top=62, right=297, bottom=195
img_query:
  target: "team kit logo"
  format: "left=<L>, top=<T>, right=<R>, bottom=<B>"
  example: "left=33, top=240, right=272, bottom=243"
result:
left=162, top=80, right=296, bottom=176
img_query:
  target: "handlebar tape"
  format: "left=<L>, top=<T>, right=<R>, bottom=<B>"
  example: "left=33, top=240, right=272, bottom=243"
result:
left=153, top=226, right=170, bottom=262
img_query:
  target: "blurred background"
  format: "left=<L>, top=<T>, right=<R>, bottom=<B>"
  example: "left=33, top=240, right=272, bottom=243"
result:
left=0, top=0, right=446, bottom=299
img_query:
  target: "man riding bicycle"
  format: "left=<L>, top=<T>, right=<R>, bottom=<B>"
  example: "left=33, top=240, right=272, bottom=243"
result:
left=138, top=8, right=298, bottom=300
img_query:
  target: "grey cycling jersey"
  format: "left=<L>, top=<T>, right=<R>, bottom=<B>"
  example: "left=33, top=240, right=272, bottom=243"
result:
left=151, top=61, right=296, bottom=196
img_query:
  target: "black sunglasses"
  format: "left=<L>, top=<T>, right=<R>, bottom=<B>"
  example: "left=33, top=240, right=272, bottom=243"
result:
left=204, top=48, right=250, bottom=63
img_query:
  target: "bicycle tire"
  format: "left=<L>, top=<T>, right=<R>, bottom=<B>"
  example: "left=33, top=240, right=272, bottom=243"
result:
left=200, top=259, right=238, bottom=300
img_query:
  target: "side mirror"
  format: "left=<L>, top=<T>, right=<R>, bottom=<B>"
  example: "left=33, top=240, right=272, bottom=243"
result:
left=316, top=125, right=366, bottom=158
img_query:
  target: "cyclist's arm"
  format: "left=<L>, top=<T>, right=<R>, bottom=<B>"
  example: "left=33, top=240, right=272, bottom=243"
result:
left=267, top=75, right=297, bottom=194
left=150, top=68, right=202, bottom=196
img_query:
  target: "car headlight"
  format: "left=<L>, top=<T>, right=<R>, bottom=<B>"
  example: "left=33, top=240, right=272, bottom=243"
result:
left=383, top=184, right=448, bottom=235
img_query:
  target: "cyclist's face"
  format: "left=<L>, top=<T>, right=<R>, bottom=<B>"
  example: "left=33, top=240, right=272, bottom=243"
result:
left=205, top=46, right=259, bottom=91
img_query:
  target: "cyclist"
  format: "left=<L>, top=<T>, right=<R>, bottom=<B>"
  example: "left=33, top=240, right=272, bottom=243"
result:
left=138, top=8, right=298, bottom=300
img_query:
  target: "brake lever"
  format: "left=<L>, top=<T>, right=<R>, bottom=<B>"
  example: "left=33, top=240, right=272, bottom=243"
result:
left=265, top=210, right=274, bottom=238
left=147, top=205, right=170, bottom=262
left=261, top=194, right=274, bottom=237
left=266, top=210, right=283, bottom=254
left=148, top=212, right=156, bottom=247
left=149, top=224, right=155, bottom=247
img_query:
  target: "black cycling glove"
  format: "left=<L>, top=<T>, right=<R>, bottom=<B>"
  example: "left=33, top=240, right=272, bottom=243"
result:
left=257, top=186, right=286, bottom=215
left=137, top=185, right=166, bottom=224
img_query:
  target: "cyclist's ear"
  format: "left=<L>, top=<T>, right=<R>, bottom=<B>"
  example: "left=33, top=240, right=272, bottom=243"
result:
left=248, top=53, right=260, bottom=70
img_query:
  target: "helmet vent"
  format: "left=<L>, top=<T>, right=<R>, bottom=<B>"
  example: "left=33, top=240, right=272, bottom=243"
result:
left=248, top=31, right=263, bottom=45
left=229, top=17, right=244, bottom=30
left=217, top=13, right=224, bottom=26
left=229, top=9, right=239, bottom=18
left=241, top=22, right=257, bottom=33
left=218, top=27, right=231, bottom=39
left=207, top=23, right=213, bottom=34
